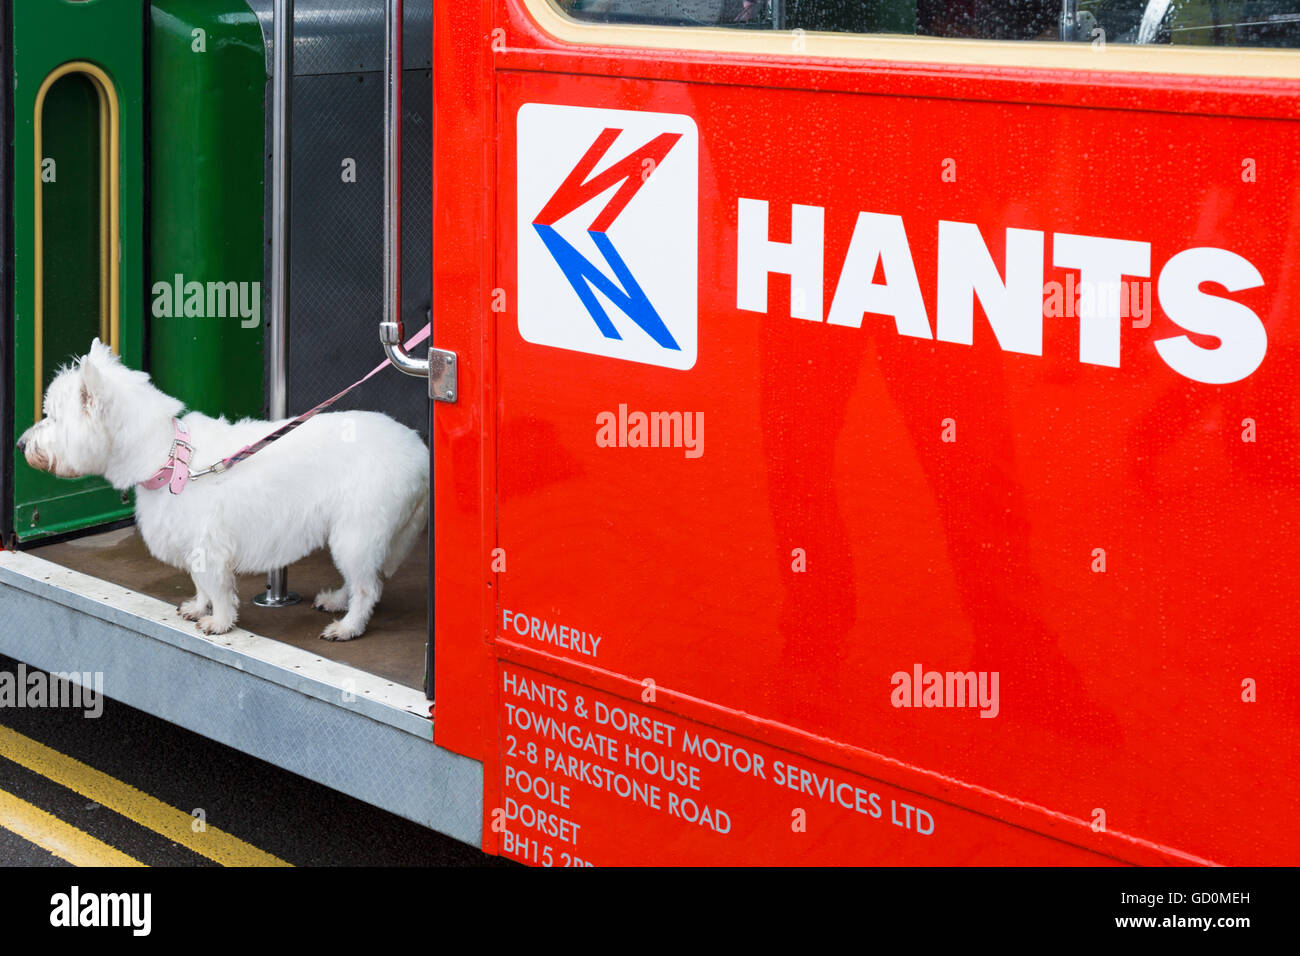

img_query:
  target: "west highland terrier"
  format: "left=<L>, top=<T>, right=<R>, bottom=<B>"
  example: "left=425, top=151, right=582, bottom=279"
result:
left=17, top=339, right=429, bottom=641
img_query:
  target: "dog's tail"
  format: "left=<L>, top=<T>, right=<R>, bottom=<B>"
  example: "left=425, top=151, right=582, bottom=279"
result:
left=382, top=486, right=428, bottom=579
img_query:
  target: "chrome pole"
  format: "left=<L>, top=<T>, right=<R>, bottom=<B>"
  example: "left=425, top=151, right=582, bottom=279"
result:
left=772, top=0, right=786, bottom=30
left=379, top=0, right=430, bottom=378
left=1061, top=0, right=1079, bottom=40
left=255, top=0, right=301, bottom=608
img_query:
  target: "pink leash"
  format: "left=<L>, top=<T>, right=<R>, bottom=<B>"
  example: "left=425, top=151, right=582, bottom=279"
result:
left=141, top=322, right=431, bottom=494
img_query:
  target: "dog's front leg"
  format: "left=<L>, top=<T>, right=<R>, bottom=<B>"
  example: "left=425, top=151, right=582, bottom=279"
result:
left=190, top=563, right=239, bottom=635
left=178, top=589, right=211, bottom=622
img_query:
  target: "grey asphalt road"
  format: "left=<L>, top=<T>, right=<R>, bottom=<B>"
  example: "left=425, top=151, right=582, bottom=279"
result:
left=0, top=654, right=508, bottom=867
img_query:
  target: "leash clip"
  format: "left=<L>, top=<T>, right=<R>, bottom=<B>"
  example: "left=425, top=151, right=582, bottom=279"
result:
left=188, top=459, right=227, bottom=480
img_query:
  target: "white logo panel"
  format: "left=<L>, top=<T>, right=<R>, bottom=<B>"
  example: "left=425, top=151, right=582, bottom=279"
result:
left=517, top=103, right=698, bottom=370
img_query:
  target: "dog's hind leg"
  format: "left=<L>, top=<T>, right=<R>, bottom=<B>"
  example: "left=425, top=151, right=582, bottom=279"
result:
left=320, top=573, right=380, bottom=641
left=321, top=530, right=384, bottom=641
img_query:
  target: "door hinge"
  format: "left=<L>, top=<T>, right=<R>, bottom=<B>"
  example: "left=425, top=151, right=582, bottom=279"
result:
left=429, top=347, right=458, bottom=403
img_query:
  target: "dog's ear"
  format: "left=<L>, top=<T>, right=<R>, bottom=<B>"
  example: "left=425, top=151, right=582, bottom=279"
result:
left=79, top=355, right=103, bottom=414
left=88, top=337, right=115, bottom=365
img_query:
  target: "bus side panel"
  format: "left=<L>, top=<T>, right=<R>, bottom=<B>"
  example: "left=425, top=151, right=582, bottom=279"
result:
left=485, top=63, right=1300, bottom=865
left=419, top=0, right=1300, bottom=864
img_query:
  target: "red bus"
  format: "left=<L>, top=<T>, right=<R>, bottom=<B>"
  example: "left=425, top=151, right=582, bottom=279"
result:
left=3, top=0, right=1296, bottom=867
left=438, top=0, right=1300, bottom=865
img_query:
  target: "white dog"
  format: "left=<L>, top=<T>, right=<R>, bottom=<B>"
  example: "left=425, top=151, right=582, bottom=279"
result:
left=17, top=339, right=428, bottom=641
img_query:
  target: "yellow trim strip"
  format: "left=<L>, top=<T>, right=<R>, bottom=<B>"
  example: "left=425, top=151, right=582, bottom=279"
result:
left=33, top=61, right=122, bottom=423
left=0, top=724, right=292, bottom=867
left=96, top=78, right=111, bottom=349
left=524, top=0, right=1300, bottom=78
left=0, top=787, right=145, bottom=867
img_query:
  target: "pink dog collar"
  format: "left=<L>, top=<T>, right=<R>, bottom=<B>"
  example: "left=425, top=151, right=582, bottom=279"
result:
left=140, top=419, right=193, bottom=495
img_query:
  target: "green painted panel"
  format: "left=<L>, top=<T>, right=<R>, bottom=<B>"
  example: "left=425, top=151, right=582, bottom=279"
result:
left=149, top=1, right=266, bottom=418
left=11, top=0, right=145, bottom=542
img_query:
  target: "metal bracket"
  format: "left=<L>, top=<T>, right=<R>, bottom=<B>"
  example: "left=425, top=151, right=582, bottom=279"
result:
left=1059, top=0, right=1099, bottom=42
left=429, top=347, right=458, bottom=403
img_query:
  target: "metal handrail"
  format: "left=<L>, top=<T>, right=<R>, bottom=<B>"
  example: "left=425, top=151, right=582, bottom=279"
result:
left=381, top=0, right=430, bottom=378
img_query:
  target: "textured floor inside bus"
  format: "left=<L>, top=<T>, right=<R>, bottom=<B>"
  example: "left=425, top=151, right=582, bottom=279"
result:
left=31, top=526, right=428, bottom=691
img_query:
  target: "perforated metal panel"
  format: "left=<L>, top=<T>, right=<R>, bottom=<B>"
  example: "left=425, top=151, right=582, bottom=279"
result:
left=252, top=1, right=433, bottom=438
left=245, top=0, right=433, bottom=75
left=279, top=69, right=432, bottom=435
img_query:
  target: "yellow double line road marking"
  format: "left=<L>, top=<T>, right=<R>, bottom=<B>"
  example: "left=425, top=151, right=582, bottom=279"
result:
left=0, top=789, right=144, bottom=867
left=0, top=724, right=290, bottom=867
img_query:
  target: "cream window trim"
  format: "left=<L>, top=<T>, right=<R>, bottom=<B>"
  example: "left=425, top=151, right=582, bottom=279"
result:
left=522, top=0, right=1300, bottom=78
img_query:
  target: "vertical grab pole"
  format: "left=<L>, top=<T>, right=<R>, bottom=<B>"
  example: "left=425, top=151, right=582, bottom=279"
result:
left=1061, top=0, right=1079, bottom=40
left=255, top=0, right=301, bottom=608
left=380, top=0, right=429, bottom=377
left=384, top=0, right=401, bottom=370
left=772, top=0, right=786, bottom=30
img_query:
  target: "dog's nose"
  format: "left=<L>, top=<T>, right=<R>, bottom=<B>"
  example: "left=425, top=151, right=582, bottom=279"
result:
left=16, top=438, right=26, bottom=454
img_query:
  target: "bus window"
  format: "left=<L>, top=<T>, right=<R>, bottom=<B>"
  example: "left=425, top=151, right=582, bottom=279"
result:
left=552, top=0, right=1300, bottom=47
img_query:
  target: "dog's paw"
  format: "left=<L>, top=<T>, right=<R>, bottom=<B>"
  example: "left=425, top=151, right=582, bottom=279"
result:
left=313, top=589, right=348, bottom=613
left=320, top=621, right=361, bottom=642
left=196, top=615, right=234, bottom=635
left=178, top=599, right=208, bottom=621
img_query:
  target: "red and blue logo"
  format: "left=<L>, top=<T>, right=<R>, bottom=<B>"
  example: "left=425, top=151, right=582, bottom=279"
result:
left=518, top=105, right=698, bottom=369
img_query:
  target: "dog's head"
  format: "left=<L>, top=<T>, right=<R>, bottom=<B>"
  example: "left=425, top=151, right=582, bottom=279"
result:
left=16, top=338, right=173, bottom=482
